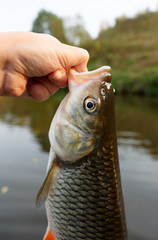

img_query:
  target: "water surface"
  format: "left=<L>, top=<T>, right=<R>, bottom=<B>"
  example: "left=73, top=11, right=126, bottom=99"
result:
left=0, top=94, right=157, bottom=240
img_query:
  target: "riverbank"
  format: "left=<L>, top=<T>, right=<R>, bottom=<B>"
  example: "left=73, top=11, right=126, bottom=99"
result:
left=83, top=10, right=158, bottom=95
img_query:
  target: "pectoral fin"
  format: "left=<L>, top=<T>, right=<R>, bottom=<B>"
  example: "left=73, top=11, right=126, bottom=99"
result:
left=43, top=227, right=55, bottom=240
left=35, top=158, right=58, bottom=209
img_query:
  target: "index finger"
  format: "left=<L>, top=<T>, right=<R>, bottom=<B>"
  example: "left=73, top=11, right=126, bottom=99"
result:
left=61, top=44, right=89, bottom=73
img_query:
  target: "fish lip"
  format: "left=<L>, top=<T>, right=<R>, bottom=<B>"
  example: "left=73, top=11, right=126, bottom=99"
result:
left=69, top=66, right=111, bottom=77
left=68, top=66, right=112, bottom=83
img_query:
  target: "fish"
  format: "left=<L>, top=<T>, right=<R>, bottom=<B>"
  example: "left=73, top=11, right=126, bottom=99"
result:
left=35, top=66, right=127, bottom=240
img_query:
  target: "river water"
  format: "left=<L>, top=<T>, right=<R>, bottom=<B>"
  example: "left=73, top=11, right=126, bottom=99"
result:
left=0, top=93, right=157, bottom=240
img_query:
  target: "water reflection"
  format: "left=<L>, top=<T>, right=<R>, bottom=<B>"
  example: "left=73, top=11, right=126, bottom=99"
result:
left=0, top=93, right=157, bottom=157
left=115, top=95, right=158, bottom=159
left=0, top=93, right=158, bottom=240
left=0, top=90, right=67, bottom=152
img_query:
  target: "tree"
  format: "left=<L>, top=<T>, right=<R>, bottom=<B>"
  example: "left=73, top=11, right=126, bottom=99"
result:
left=64, top=15, right=92, bottom=46
left=32, top=10, right=91, bottom=46
left=32, top=9, right=66, bottom=43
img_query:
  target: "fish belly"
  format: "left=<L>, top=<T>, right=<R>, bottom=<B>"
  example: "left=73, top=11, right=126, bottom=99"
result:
left=46, top=150, right=127, bottom=240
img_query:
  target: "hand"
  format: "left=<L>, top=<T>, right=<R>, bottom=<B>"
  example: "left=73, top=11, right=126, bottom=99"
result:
left=0, top=32, right=89, bottom=101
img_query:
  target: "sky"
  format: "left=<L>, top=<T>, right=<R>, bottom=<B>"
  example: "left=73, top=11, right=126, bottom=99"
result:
left=0, top=0, right=158, bottom=38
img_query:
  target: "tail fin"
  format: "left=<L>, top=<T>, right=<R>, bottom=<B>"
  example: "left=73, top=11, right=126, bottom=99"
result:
left=43, top=227, right=55, bottom=240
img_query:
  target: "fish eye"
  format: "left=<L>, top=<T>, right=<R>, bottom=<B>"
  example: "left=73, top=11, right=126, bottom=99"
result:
left=84, top=98, right=98, bottom=114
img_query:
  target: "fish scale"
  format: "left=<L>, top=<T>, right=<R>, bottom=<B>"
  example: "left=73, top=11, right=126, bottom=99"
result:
left=36, top=67, right=127, bottom=240
left=46, top=142, right=127, bottom=240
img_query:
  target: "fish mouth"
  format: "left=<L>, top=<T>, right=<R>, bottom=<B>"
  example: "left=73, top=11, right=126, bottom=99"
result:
left=68, top=66, right=112, bottom=87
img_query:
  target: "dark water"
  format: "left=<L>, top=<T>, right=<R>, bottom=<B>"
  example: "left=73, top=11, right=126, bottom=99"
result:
left=0, top=93, right=157, bottom=240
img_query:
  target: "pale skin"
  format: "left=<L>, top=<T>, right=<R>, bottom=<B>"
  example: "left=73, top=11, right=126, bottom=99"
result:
left=0, top=32, right=89, bottom=101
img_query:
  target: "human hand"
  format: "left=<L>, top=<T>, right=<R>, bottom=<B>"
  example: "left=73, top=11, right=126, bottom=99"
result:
left=0, top=32, right=89, bottom=101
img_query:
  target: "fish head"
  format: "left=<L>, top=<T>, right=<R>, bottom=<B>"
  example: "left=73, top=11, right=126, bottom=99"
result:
left=49, top=66, right=113, bottom=162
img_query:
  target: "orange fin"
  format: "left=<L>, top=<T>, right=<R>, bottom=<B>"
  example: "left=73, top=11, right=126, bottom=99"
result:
left=43, top=227, right=55, bottom=240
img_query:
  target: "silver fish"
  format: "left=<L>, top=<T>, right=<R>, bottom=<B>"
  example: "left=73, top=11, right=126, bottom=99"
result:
left=36, top=66, right=127, bottom=240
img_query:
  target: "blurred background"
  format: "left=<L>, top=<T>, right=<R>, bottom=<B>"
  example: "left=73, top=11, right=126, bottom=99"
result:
left=0, top=0, right=158, bottom=240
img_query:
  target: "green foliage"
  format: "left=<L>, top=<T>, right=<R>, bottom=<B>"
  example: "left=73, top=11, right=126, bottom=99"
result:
left=84, top=10, right=158, bottom=95
left=32, top=9, right=66, bottom=42
left=32, top=10, right=91, bottom=46
left=64, top=15, right=92, bottom=46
